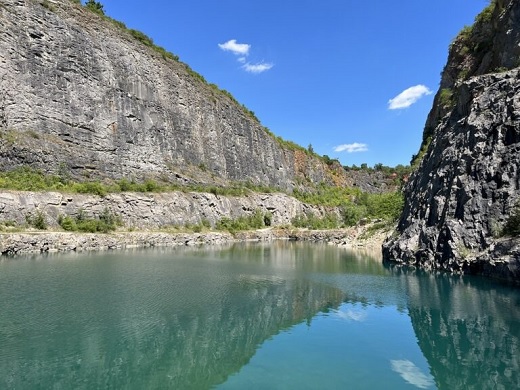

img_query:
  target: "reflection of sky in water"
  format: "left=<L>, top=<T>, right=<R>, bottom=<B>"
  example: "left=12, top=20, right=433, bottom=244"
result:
left=220, top=302, right=434, bottom=390
left=391, top=359, right=435, bottom=389
left=334, top=307, right=368, bottom=322
left=2, top=243, right=518, bottom=389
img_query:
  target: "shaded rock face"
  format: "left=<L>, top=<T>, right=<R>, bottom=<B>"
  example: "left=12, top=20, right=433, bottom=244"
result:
left=0, top=0, right=337, bottom=190
left=384, top=0, right=520, bottom=282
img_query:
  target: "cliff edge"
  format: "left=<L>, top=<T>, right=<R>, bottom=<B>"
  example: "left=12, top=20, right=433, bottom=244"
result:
left=383, top=0, right=520, bottom=283
left=0, top=0, right=346, bottom=191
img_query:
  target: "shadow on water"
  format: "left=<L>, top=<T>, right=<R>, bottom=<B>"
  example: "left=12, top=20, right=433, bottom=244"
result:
left=385, top=264, right=520, bottom=389
left=0, top=242, right=347, bottom=389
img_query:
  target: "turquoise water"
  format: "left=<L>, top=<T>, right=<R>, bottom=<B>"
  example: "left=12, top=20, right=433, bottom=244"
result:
left=0, top=242, right=519, bottom=389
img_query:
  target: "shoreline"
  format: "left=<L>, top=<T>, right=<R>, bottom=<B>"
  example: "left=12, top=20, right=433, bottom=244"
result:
left=0, top=227, right=388, bottom=257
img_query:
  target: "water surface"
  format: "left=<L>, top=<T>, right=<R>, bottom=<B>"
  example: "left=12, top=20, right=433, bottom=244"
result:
left=0, top=242, right=518, bottom=389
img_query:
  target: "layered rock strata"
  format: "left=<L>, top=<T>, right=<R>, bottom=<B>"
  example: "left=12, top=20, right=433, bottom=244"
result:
left=0, top=0, right=344, bottom=190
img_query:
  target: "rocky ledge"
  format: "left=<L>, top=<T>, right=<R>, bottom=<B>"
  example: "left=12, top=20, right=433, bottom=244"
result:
left=0, top=227, right=386, bottom=257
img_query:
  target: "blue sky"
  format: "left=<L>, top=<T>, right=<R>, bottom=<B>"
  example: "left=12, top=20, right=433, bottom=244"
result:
left=96, top=1, right=488, bottom=167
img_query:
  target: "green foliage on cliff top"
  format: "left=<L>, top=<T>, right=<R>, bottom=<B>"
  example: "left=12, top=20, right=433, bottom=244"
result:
left=85, top=0, right=104, bottom=15
left=75, top=0, right=324, bottom=162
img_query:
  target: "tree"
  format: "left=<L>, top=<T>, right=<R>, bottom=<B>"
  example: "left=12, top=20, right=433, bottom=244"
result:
left=85, top=0, right=104, bottom=15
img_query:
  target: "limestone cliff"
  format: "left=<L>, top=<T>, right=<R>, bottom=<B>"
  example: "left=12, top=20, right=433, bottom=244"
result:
left=383, top=0, right=520, bottom=283
left=0, top=0, right=346, bottom=191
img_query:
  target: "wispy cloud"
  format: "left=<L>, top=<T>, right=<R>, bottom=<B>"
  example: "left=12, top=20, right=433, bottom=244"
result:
left=334, top=143, right=368, bottom=153
left=243, top=62, right=273, bottom=74
left=388, top=85, right=432, bottom=110
left=335, top=309, right=368, bottom=322
left=391, top=360, right=434, bottom=389
left=219, top=39, right=273, bottom=74
left=218, top=39, right=250, bottom=56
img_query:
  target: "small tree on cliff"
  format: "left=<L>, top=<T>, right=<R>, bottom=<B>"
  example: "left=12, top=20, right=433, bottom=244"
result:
left=85, top=0, right=105, bottom=15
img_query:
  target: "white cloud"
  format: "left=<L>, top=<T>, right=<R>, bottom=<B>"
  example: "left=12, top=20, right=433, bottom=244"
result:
left=218, top=39, right=250, bottom=56
left=335, top=309, right=368, bottom=322
left=242, top=62, right=274, bottom=74
left=219, top=39, right=274, bottom=74
left=333, top=143, right=368, bottom=153
left=391, top=360, right=434, bottom=389
left=388, top=85, right=432, bottom=110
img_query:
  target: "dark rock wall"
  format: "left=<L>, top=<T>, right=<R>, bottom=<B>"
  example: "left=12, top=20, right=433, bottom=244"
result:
left=384, top=0, right=520, bottom=282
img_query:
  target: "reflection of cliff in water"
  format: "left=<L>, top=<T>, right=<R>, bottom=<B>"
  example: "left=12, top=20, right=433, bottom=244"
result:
left=0, top=242, right=345, bottom=389
left=388, top=266, right=520, bottom=390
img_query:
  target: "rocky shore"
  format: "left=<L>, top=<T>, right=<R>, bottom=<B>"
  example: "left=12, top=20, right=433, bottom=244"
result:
left=0, top=225, right=389, bottom=257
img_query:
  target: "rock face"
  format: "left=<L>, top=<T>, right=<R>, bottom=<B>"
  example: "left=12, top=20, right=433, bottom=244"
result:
left=0, top=0, right=344, bottom=191
left=0, top=190, right=338, bottom=229
left=383, top=0, right=520, bottom=283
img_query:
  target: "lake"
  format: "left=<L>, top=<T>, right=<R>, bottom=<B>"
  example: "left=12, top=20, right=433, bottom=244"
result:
left=0, top=242, right=519, bottom=389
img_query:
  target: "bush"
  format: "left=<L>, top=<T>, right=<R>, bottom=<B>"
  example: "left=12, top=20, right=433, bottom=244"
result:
left=439, top=88, right=454, bottom=108
left=216, top=210, right=271, bottom=234
left=72, top=181, right=108, bottom=196
left=26, top=211, right=47, bottom=230
left=58, top=208, right=121, bottom=233
left=502, top=203, right=520, bottom=236
left=365, top=192, right=404, bottom=222
left=291, top=212, right=339, bottom=229
left=85, top=0, right=104, bottom=15
left=341, top=204, right=367, bottom=226
left=129, top=29, right=153, bottom=47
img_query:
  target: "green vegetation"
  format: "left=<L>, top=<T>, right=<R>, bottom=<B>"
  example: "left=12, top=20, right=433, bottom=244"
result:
left=216, top=210, right=272, bottom=234
left=58, top=208, right=121, bottom=233
left=85, top=0, right=104, bottom=15
left=0, top=166, right=279, bottom=196
left=291, top=213, right=339, bottom=230
left=475, top=0, right=497, bottom=25
left=439, top=88, right=454, bottom=108
left=410, top=136, right=432, bottom=168
left=502, top=203, right=520, bottom=237
left=0, top=167, right=404, bottom=232
left=26, top=210, right=47, bottom=230
left=41, top=0, right=56, bottom=12
left=0, top=166, right=69, bottom=191
left=293, top=185, right=404, bottom=224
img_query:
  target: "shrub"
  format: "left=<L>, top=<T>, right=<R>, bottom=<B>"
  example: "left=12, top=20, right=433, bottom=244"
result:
left=365, top=192, right=404, bottom=222
left=26, top=211, right=47, bottom=230
left=41, top=0, right=56, bottom=12
left=291, top=212, right=339, bottom=229
left=216, top=210, right=271, bottom=234
left=502, top=203, right=520, bottom=236
left=72, top=181, right=107, bottom=196
left=439, top=88, right=454, bottom=108
left=129, top=29, right=153, bottom=47
left=58, top=208, right=121, bottom=233
left=341, top=204, right=367, bottom=226
left=85, top=0, right=104, bottom=15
